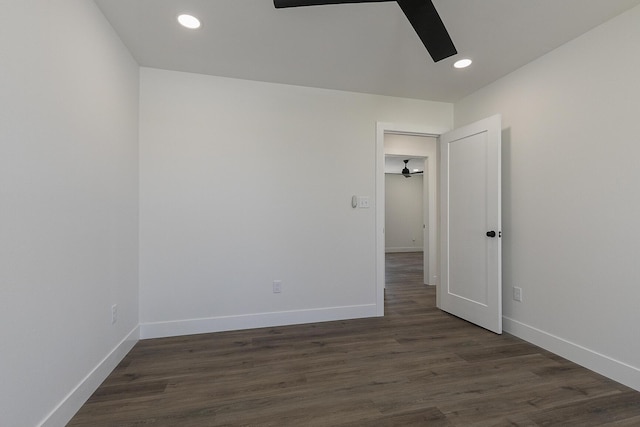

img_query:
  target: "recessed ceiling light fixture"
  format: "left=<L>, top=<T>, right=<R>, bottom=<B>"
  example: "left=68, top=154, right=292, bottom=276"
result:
left=454, top=58, right=472, bottom=69
left=177, top=14, right=201, bottom=29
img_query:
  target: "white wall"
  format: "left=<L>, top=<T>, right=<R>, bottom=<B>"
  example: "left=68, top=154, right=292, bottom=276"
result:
left=385, top=173, right=424, bottom=252
left=139, top=67, right=452, bottom=338
left=0, top=1, right=140, bottom=425
left=455, top=5, right=640, bottom=390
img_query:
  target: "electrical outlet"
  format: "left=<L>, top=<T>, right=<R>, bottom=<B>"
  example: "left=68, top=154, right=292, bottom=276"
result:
left=111, top=304, right=118, bottom=324
left=358, top=197, right=370, bottom=208
left=513, top=287, right=522, bottom=302
left=273, top=280, right=282, bottom=294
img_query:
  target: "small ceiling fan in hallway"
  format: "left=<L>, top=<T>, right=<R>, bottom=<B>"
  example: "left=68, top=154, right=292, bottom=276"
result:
left=402, top=159, right=423, bottom=178
left=273, top=0, right=457, bottom=62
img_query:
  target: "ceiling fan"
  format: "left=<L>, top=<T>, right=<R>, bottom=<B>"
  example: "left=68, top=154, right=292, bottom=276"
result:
left=273, top=0, right=457, bottom=62
left=402, top=159, right=423, bottom=178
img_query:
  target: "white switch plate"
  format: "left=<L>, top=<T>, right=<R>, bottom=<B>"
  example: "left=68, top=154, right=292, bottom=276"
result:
left=358, top=197, right=370, bottom=208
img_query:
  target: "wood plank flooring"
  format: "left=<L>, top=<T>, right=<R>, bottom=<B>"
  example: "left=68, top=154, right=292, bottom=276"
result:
left=68, top=252, right=640, bottom=426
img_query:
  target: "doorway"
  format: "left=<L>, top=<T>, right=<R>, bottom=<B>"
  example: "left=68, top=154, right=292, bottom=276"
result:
left=384, top=155, right=426, bottom=261
left=375, top=122, right=447, bottom=315
left=376, top=116, right=502, bottom=333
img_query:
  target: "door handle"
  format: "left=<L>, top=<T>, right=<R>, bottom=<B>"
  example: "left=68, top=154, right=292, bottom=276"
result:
left=486, top=231, right=496, bottom=238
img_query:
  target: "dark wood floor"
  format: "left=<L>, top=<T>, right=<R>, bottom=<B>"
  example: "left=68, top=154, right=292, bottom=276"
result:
left=69, top=252, right=640, bottom=426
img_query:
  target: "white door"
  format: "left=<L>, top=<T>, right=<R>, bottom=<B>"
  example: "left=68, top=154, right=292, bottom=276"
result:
left=439, top=115, right=502, bottom=333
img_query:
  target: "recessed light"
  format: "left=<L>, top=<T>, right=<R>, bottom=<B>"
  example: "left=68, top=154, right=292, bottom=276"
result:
left=177, top=14, right=201, bottom=29
left=454, top=59, right=472, bottom=69
left=413, top=169, right=419, bottom=172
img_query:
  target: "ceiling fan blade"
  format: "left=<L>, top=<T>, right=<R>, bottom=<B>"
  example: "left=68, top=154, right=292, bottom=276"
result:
left=396, top=0, right=457, bottom=62
left=274, top=0, right=456, bottom=63
left=274, top=0, right=389, bottom=8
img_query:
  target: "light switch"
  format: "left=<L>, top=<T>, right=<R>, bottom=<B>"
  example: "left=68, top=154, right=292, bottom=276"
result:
left=358, top=197, right=370, bottom=208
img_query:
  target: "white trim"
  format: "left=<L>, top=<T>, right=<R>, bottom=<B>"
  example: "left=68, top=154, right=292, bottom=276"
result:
left=39, top=325, right=140, bottom=427
left=140, top=304, right=378, bottom=339
left=375, top=123, right=386, bottom=316
left=385, top=247, right=424, bottom=253
left=503, top=316, right=640, bottom=392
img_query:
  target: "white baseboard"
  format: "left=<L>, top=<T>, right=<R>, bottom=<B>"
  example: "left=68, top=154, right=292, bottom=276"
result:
left=140, top=304, right=379, bottom=339
left=385, top=247, right=423, bottom=253
left=39, top=325, right=139, bottom=427
left=503, top=316, right=640, bottom=392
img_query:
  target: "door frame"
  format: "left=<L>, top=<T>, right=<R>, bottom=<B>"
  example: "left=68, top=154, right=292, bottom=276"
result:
left=375, top=122, right=450, bottom=315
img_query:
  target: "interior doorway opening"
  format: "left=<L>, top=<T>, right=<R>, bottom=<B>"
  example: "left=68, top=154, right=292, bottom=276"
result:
left=384, top=155, right=427, bottom=272
left=375, top=122, right=447, bottom=316
left=383, top=133, right=438, bottom=288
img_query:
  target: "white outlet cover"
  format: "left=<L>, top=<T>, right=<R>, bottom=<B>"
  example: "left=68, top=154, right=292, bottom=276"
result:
left=273, top=280, right=282, bottom=293
left=513, top=287, right=522, bottom=302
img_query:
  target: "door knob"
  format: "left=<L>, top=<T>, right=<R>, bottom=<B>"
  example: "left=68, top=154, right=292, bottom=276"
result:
left=486, top=231, right=496, bottom=238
